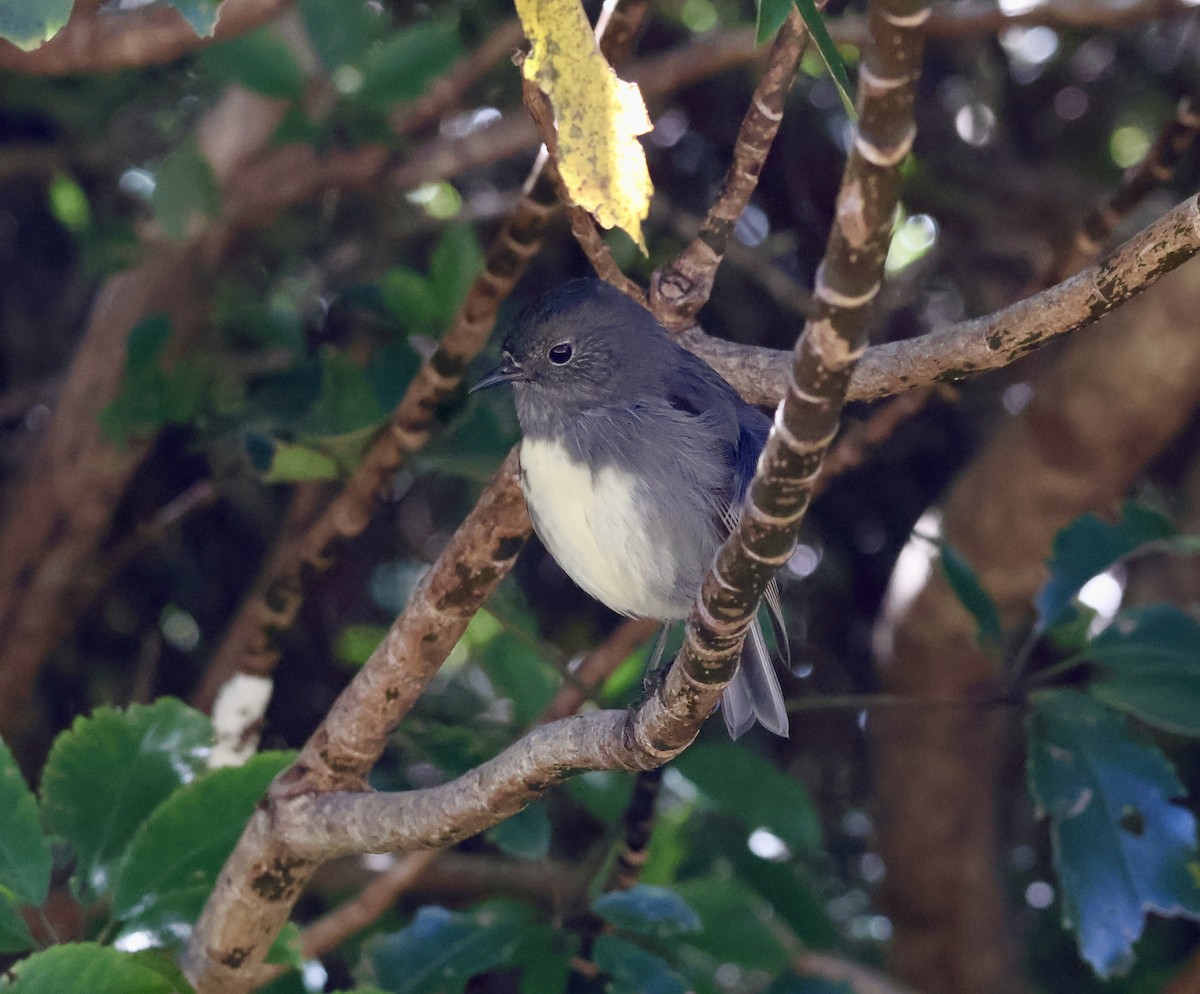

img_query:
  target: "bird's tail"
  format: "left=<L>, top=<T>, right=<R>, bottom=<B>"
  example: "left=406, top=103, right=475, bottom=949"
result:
left=721, top=589, right=790, bottom=739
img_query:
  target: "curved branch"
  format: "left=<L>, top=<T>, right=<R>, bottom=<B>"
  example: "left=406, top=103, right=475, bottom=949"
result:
left=0, top=0, right=291, bottom=75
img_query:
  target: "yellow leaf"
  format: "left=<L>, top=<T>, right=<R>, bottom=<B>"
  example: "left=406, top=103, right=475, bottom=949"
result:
left=515, top=0, right=654, bottom=252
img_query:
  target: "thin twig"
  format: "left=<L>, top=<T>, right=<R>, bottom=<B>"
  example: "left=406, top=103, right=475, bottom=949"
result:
left=652, top=7, right=811, bottom=328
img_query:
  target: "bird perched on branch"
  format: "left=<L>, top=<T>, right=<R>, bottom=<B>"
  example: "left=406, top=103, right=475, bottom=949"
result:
left=473, top=278, right=789, bottom=737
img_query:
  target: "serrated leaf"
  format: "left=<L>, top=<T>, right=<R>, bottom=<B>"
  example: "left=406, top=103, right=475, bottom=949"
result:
left=939, top=543, right=1004, bottom=648
left=793, top=0, right=855, bottom=119
left=0, top=739, right=51, bottom=905
left=111, top=751, right=294, bottom=937
left=429, top=225, right=483, bottom=323
left=1082, top=605, right=1200, bottom=736
left=756, top=0, right=792, bottom=44
left=0, top=890, right=36, bottom=954
left=516, top=0, right=653, bottom=250
left=1026, top=690, right=1200, bottom=977
left=2, top=943, right=176, bottom=994
left=150, top=138, right=221, bottom=240
left=358, top=24, right=463, bottom=109
left=673, top=742, right=821, bottom=852
left=0, top=0, right=72, bottom=51
left=163, top=0, right=222, bottom=37
left=202, top=28, right=306, bottom=100
left=360, top=904, right=524, bottom=994
left=592, top=935, right=687, bottom=994
left=40, top=699, right=212, bottom=900
left=593, top=885, right=702, bottom=939
left=485, top=801, right=551, bottom=860
left=1037, top=504, right=1176, bottom=630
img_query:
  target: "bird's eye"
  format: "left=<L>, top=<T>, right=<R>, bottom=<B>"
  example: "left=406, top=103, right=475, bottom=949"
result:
left=548, top=342, right=573, bottom=365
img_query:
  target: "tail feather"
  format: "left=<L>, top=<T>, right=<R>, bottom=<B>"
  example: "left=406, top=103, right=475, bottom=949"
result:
left=722, top=617, right=789, bottom=739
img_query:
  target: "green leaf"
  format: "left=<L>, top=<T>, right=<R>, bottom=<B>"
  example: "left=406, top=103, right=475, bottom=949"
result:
left=266, top=922, right=306, bottom=968
left=111, top=751, right=294, bottom=938
left=366, top=339, right=423, bottom=411
left=40, top=699, right=212, bottom=900
left=2, top=943, right=176, bottom=994
left=792, top=0, right=855, bottom=119
left=126, top=315, right=173, bottom=372
left=304, top=349, right=386, bottom=435
left=672, top=742, right=821, bottom=853
left=260, top=440, right=341, bottom=483
left=766, top=977, right=854, bottom=994
left=512, top=921, right=571, bottom=994
left=1026, top=690, right=1200, bottom=977
left=429, top=225, right=483, bottom=323
left=335, top=623, right=389, bottom=668
left=674, top=876, right=791, bottom=971
left=298, top=0, right=382, bottom=71
left=592, top=935, right=687, bottom=994
left=128, top=949, right=196, bottom=994
left=162, top=0, right=222, bottom=37
left=485, top=801, right=551, bottom=860
left=0, top=0, right=72, bottom=51
left=1083, top=605, right=1200, bottom=736
left=0, top=738, right=51, bottom=905
left=1037, top=504, right=1175, bottom=630
left=150, top=137, right=221, bottom=240
left=756, top=0, right=792, bottom=44
left=939, top=543, right=1004, bottom=648
left=0, top=890, right=36, bottom=954
left=201, top=28, right=307, bottom=100
left=357, top=24, right=463, bottom=109
left=379, top=268, right=442, bottom=332
left=360, top=904, right=524, bottom=994
left=593, top=885, right=702, bottom=939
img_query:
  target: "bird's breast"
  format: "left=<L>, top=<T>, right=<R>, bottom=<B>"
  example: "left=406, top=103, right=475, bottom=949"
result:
left=519, top=437, right=688, bottom=620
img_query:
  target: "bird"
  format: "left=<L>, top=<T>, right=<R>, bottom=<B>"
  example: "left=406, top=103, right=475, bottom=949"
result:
left=472, top=277, right=788, bottom=738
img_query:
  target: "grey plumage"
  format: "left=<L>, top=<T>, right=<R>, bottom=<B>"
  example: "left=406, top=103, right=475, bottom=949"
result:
left=474, top=278, right=788, bottom=738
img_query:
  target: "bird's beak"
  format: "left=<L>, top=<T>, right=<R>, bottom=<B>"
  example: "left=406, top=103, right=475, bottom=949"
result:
left=471, top=354, right=525, bottom=393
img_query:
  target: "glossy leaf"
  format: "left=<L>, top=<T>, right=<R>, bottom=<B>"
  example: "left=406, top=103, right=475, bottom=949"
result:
left=485, top=801, right=551, bottom=860
left=593, top=935, right=687, bottom=994
left=111, top=751, right=294, bottom=936
left=358, top=24, right=463, bottom=109
left=2, top=943, right=176, bottom=994
left=939, top=543, right=1003, bottom=648
left=672, top=742, right=821, bottom=852
left=1026, top=690, right=1200, bottom=976
left=0, top=0, right=72, bottom=51
left=360, top=904, right=524, bottom=994
left=1036, top=504, right=1175, bottom=630
left=40, top=699, right=212, bottom=900
left=0, top=890, right=35, bottom=954
left=201, top=29, right=306, bottom=100
left=675, top=876, right=791, bottom=971
left=1083, top=605, right=1200, bottom=736
left=593, top=885, right=702, bottom=939
left=0, top=739, right=51, bottom=905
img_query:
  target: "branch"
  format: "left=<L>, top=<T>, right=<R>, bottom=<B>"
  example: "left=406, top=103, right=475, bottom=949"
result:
left=520, top=78, right=646, bottom=301
left=679, top=192, right=1200, bottom=406
left=0, top=0, right=291, bottom=75
left=184, top=450, right=531, bottom=993
left=652, top=7, right=810, bottom=327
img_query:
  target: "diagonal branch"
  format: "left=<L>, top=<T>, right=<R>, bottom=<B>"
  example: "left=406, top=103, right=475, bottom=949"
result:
left=679, top=192, right=1200, bottom=406
left=652, top=8, right=811, bottom=328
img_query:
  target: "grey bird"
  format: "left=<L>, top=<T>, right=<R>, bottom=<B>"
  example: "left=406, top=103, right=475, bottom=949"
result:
left=473, top=278, right=789, bottom=737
